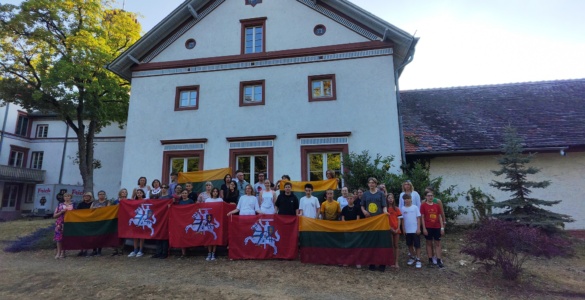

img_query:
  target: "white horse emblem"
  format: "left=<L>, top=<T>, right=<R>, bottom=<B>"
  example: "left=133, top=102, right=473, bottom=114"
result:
left=185, top=208, right=220, bottom=240
left=128, top=203, right=157, bottom=236
left=244, top=219, right=280, bottom=255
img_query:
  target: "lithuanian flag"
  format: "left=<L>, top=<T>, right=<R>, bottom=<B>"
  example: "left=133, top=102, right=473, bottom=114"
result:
left=178, top=167, right=231, bottom=192
left=279, top=179, right=338, bottom=200
left=299, top=214, right=394, bottom=266
left=62, top=206, right=120, bottom=250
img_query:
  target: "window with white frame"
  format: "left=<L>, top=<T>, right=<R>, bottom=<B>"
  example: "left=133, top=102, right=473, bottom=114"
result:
left=175, top=85, right=199, bottom=111
left=9, top=150, right=24, bottom=167
left=308, top=152, right=342, bottom=183
left=236, top=154, right=268, bottom=184
left=31, top=151, right=44, bottom=169
left=308, top=74, right=336, bottom=101
left=241, top=17, right=266, bottom=54
left=240, top=80, right=265, bottom=106
left=36, top=124, right=48, bottom=138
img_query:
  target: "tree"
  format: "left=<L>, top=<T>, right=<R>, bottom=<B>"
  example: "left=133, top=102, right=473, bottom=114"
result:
left=490, top=126, right=573, bottom=232
left=0, top=0, right=141, bottom=192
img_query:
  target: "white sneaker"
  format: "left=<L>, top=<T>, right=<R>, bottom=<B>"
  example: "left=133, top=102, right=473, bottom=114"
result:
left=136, top=251, right=144, bottom=257
left=415, top=259, right=422, bottom=268
left=206, top=253, right=211, bottom=261
left=210, top=253, right=216, bottom=261
left=127, top=251, right=136, bottom=257
left=407, top=257, right=415, bottom=266
left=432, top=256, right=438, bottom=265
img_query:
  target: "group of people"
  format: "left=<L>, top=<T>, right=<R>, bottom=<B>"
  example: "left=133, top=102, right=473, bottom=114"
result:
left=53, top=171, right=446, bottom=271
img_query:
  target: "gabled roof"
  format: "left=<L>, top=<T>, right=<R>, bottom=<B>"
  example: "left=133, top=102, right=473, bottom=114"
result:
left=108, top=0, right=418, bottom=81
left=401, top=79, right=585, bottom=155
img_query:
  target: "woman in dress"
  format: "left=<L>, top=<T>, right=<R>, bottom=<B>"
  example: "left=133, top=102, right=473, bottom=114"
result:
left=205, top=188, right=223, bottom=261
left=132, top=176, right=151, bottom=199
left=149, top=179, right=162, bottom=199
left=227, top=184, right=260, bottom=216
left=197, top=181, right=213, bottom=203
left=259, top=179, right=276, bottom=214
left=53, top=193, right=74, bottom=259
left=219, top=174, right=232, bottom=199
left=128, top=189, right=146, bottom=258
left=224, top=181, right=239, bottom=205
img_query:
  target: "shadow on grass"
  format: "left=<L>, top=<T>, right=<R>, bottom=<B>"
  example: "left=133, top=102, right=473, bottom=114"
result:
left=3, top=225, right=55, bottom=253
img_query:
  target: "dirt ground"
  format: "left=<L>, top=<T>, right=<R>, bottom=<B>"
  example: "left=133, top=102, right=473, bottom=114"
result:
left=1, top=219, right=584, bottom=300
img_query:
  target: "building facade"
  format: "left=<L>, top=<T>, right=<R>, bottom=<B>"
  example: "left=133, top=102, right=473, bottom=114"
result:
left=108, top=0, right=417, bottom=189
left=0, top=103, right=126, bottom=220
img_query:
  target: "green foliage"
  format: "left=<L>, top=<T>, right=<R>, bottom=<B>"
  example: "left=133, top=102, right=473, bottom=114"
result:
left=341, top=150, right=394, bottom=191
left=0, top=0, right=141, bottom=192
left=490, top=126, right=574, bottom=233
left=465, top=186, right=494, bottom=222
left=342, top=151, right=467, bottom=225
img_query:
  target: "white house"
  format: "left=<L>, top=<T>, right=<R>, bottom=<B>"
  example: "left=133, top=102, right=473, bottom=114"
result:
left=107, top=0, right=418, bottom=189
left=0, top=102, right=126, bottom=220
left=401, top=79, right=585, bottom=229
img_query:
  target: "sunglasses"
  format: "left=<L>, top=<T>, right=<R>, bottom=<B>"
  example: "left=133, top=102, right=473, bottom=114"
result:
left=162, top=186, right=169, bottom=189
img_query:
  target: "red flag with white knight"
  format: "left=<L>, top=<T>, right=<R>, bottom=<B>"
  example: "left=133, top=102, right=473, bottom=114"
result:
left=228, top=215, right=298, bottom=260
left=168, top=202, right=234, bottom=248
left=118, top=199, right=171, bottom=239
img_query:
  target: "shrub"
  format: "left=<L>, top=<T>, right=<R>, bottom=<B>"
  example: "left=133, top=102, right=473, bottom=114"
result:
left=460, top=219, right=572, bottom=280
left=465, top=186, right=494, bottom=223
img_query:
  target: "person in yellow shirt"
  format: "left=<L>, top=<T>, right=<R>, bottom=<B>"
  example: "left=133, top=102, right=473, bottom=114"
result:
left=320, top=189, right=341, bottom=220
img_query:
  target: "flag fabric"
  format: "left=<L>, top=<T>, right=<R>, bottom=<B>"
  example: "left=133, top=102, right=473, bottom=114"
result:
left=169, top=202, right=235, bottom=248
left=279, top=179, right=338, bottom=200
left=178, top=167, right=231, bottom=192
left=299, top=214, right=394, bottom=266
left=228, top=215, right=299, bottom=260
left=62, top=206, right=119, bottom=250
left=118, top=199, right=172, bottom=239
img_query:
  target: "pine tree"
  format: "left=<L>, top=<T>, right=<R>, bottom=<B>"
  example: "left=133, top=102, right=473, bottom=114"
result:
left=490, top=126, right=573, bottom=233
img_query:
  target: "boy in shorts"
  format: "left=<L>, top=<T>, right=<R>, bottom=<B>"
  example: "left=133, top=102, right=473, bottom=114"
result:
left=420, top=190, right=445, bottom=268
left=401, top=194, right=422, bottom=268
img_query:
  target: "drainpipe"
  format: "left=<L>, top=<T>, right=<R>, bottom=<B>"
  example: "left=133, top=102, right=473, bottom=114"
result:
left=394, top=36, right=418, bottom=167
left=58, top=121, right=69, bottom=184
left=0, top=103, right=9, bottom=158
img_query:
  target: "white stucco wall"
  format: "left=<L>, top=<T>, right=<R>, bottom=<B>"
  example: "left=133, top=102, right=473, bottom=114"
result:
left=150, top=0, right=370, bottom=63
left=428, top=152, right=585, bottom=229
left=122, top=54, right=400, bottom=190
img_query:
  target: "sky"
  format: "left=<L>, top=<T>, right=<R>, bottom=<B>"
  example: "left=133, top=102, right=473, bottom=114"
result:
left=2, top=0, right=585, bottom=90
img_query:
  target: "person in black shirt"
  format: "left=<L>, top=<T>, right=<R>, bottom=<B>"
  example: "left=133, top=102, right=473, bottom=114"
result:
left=341, top=193, right=360, bottom=221
left=275, top=182, right=299, bottom=215
left=75, top=192, right=93, bottom=256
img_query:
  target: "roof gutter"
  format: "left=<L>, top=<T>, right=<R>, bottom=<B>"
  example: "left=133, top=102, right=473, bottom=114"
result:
left=406, top=146, right=571, bottom=156
left=394, top=35, right=418, bottom=166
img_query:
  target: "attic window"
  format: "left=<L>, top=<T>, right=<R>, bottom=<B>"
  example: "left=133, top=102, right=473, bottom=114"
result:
left=185, top=39, right=196, bottom=49
left=314, top=24, right=326, bottom=36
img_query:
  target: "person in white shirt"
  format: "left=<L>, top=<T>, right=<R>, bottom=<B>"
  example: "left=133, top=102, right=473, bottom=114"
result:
left=205, top=188, right=223, bottom=261
left=253, top=172, right=266, bottom=198
left=337, top=187, right=349, bottom=211
left=398, top=180, right=421, bottom=212
left=227, top=184, right=260, bottom=216
left=297, top=183, right=320, bottom=219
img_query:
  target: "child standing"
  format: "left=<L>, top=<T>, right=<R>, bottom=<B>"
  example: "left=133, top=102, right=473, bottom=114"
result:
left=177, top=190, right=195, bottom=259
left=320, top=189, right=341, bottom=221
left=205, top=188, right=223, bottom=261
left=387, top=194, right=402, bottom=269
left=341, top=193, right=360, bottom=221
left=401, top=194, right=422, bottom=268
left=421, top=191, right=445, bottom=268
